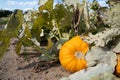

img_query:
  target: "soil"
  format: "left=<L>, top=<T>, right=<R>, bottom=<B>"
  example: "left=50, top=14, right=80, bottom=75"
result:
left=0, top=38, right=71, bottom=80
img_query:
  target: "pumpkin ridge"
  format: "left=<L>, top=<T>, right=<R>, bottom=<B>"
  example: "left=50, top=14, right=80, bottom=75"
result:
left=63, top=58, right=76, bottom=71
left=72, top=36, right=82, bottom=51
left=82, top=46, right=89, bottom=54
left=76, top=59, right=87, bottom=71
left=63, top=44, right=76, bottom=54
left=67, top=58, right=78, bottom=72
left=115, top=54, right=120, bottom=74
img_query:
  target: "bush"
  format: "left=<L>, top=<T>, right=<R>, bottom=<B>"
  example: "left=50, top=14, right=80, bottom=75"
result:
left=0, top=9, right=13, bottom=18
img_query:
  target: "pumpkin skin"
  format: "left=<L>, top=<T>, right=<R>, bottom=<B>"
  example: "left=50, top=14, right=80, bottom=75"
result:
left=115, top=54, right=120, bottom=74
left=59, top=36, right=89, bottom=72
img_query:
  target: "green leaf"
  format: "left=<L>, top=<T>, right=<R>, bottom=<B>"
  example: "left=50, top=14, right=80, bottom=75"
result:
left=0, top=37, right=10, bottom=60
left=24, top=26, right=32, bottom=38
left=0, top=30, right=10, bottom=60
left=53, top=4, right=66, bottom=23
left=33, top=12, right=50, bottom=27
left=18, top=37, right=56, bottom=60
left=32, top=14, right=46, bottom=40
left=90, top=0, right=99, bottom=10
left=20, top=37, right=34, bottom=47
left=31, top=25, right=42, bottom=41
left=15, top=40, right=22, bottom=54
left=46, top=38, right=52, bottom=49
left=32, top=12, right=53, bottom=41
left=0, top=31, right=5, bottom=39
left=53, top=4, right=73, bottom=36
left=39, top=38, right=67, bottom=61
left=39, top=0, right=54, bottom=11
left=6, top=10, right=23, bottom=37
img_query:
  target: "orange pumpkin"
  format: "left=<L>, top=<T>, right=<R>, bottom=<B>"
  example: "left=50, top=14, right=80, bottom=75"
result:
left=115, top=54, right=120, bottom=74
left=59, top=36, right=89, bottom=72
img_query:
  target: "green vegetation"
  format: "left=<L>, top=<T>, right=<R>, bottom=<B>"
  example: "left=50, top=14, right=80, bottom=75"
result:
left=0, top=9, right=13, bottom=25
left=0, top=9, right=12, bottom=18
left=0, top=0, right=120, bottom=62
left=0, top=17, right=8, bottom=25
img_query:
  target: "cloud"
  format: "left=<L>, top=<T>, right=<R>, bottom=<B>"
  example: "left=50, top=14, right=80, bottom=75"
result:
left=23, top=8, right=34, bottom=11
left=7, top=0, right=38, bottom=6
left=98, top=0, right=107, bottom=6
left=2, top=8, right=11, bottom=10
left=7, top=0, right=15, bottom=5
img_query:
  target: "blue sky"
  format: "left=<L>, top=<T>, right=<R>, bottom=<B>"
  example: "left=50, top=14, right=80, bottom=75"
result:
left=0, top=0, right=39, bottom=11
left=0, top=0, right=107, bottom=11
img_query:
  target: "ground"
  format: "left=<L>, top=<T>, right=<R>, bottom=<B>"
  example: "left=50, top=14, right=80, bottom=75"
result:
left=0, top=38, right=71, bottom=80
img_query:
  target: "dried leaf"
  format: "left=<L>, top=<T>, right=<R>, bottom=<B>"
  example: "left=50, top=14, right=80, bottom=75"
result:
left=62, top=0, right=80, bottom=7
left=85, top=47, right=117, bottom=71
left=83, top=0, right=90, bottom=29
left=113, top=42, right=120, bottom=53
left=82, top=28, right=120, bottom=47
left=61, top=63, right=115, bottom=80
left=105, top=4, right=120, bottom=28
left=24, top=10, right=32, bottom=22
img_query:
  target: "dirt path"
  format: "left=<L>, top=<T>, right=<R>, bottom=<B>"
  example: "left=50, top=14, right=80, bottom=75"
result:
left=0, top=39, right=71, bottom=80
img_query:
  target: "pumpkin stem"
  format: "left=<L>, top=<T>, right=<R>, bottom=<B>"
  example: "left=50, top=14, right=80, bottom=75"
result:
left=55, top=21, right=62, bottom=39
left=74, top=51, right=84, bottom=59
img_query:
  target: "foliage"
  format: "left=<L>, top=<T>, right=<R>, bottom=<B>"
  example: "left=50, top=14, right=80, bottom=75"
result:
left=0, top=0, right=75, bottom=60
left=61, top=63, right=116, bottom=80
left=0, top=0, right=120, bottom=79
left=81, top=28, right=120, bottom=47
left=0, top=10, right=23, bottom=59
left=104, top=4, right=120, bottom=28
left=0, top=9, right=13, bottom=18
left=85, top=47, right=117, bottom=70
left=0, top=18, right=8, bottom=25
left=113, top=42, right=120, bottom=53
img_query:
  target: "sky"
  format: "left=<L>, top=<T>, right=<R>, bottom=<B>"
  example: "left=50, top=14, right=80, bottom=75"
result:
left=0, top=0, right=107, bottom=11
